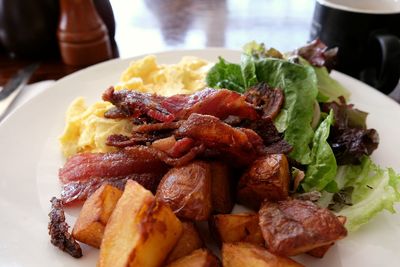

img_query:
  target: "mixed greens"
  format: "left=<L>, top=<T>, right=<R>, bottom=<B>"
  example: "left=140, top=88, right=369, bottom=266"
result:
left=206, top=40, right=400, bottom=232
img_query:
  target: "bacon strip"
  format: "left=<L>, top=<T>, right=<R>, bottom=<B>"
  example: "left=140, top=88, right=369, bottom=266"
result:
left=244, top=83, right=284, bottom=120
left=60, top=173, right=162, bottom=205
left=175, top=113, right=264, bottom=165
left=103, top=87, right=259, bottom=122
left=59, top=146, right=168, bottom=184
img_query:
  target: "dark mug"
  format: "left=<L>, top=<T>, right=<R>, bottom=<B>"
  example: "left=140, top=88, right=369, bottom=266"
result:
left=310, top=0, right=400, bottom=94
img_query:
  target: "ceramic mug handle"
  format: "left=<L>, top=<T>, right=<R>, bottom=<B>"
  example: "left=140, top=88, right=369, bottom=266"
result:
left=361, top=33, right=400, bottom=94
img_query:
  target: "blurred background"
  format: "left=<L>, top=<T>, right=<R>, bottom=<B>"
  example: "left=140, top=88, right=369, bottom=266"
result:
left=111, top=0, right=314, bottom=57
left=0, top=0, right=398, bottom=99
left=0, top=0, right=315, bottom=84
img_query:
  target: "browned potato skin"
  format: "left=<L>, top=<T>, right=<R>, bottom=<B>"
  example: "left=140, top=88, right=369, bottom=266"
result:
left=222, top=242, right=304, bottom=267
left=306, top=215, right=347, bottom=258
left=72, top=184, right=122, bottom=248
left=237, top=154, right=290, bottom=210
left=306, top=243, right=334, bottom=258
left=156, top=161, right=212, bottom=221
left=259, top=199, right=347, bottom=256
left=165, top=221, right=204, bottom=264
left=98, top=180, right=183, bottom=267
left=210, top=162, right=233, bottom=214
left=210, top=213, right=264, bottom=246
left=166, top=249, right=221, bottom=267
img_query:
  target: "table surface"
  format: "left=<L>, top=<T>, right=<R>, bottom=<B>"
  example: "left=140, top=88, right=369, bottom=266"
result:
left=0, top=0, right=399, bottom=101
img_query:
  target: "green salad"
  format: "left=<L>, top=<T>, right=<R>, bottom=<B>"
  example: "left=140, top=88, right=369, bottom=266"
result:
left=206, top=39, right=400, bottom=232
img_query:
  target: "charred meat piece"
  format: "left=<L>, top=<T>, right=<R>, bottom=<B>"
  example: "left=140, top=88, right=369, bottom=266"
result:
left=239, top=117, right=282, bottom=146
left=48, top=197, right=82, bottom=258
left=106, top=121, right=183, bottom=149
left=237, top=154, right=290, bottom=210
left=103, top=87, right=173, bottom=121
left=244, top=83, right=284, bottom=120
left=103, top=87, right=259, bottom=122
left=152, top=143, right=206, bottom=167
left=61, top=173, right=162, bottom=205
left=133, top=121, right=183, bottom=133
left=106, top=132, right=163, bottom=147
left=175, top=113, right=264, bottom=165
left=59, top=146, right=168, bottom=184
left=156, top=161, right=212, bottom=221
left=259, top=199, right=347, bottom=256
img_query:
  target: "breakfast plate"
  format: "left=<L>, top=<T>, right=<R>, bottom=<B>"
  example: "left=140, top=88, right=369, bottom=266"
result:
left=0, top=48, right=399, bottom=266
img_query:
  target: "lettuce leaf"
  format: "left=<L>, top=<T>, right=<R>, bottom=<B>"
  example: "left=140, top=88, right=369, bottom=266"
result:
left=314, top=66, right=350, bottom=102
left=206, top=57, right=245, bottom=93
left=320, top=157, right=400, bottom=232
left=302, top=110, right=338, bottom=192
left=240, top=53, right=258, bottom=89
left=254, top=58, right=318, bottom=164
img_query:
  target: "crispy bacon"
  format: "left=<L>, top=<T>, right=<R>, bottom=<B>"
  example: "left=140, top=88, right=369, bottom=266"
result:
left=103, top=87, right=259, bottom=122
left=48, top=197, right=82, bottom=257
left=59, top=146, right=168, bottom=184
left=244, top=83, right=284, bottom=120
left=60, top=173, right=162, bottom=205
left=175, top=113, right=264, bottom=165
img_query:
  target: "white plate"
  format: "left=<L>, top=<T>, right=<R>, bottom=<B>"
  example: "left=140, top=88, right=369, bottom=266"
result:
left=0, top=49, right=399, bottom=267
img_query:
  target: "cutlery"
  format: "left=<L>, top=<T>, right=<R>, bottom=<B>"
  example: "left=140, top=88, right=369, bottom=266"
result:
left=0, top=63, right=40, bottom=122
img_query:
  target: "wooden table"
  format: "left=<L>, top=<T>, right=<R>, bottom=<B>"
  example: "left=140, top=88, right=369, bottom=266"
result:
left=0, top=0, right=399, bottom=102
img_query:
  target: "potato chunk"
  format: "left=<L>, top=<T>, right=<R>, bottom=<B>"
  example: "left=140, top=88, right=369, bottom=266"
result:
left=165, top=221, right=204, bottom=264
left=210, top=162, right=233, bottom=214
left=98, top=180, right=182, bottom=267
left=166, top=249, right=220, bottom=267
left=222, top=242, right=304, bottom=267
left=237, top=154, right=290, bottom=210
left=210, top=213, right=264, bottom=246
left=72, top=184, right=122, bottom=248
left=156, top=161, right=212, bottom=221
left=259, top=199, right=347, bottom=256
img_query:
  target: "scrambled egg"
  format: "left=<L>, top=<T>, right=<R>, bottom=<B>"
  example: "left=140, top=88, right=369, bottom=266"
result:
left=115, top=55, right=211, bottom=96
left=59, top=98, right=132, bottom=157
left=59, top=55, right=211, bottom=157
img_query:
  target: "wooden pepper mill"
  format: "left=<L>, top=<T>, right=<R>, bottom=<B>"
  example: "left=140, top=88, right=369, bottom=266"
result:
left=57, top=0, right=113, bottom=66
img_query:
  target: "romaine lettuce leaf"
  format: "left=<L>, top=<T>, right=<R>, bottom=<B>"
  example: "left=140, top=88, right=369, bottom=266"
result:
left=320, top=157, right=400, bottom=232
left=314, top=66, right=350, bottom=102
left=302, top=110, right=338, bottom=192
left=206, top=57, right=245, bottom=93
left=240, top=53, right=258, bottom=89
left=254, top=58, right=318, bottom=164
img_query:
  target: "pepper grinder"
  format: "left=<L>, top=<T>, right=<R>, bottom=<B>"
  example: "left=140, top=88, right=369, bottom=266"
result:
left=57, top=0, right=113, bottom=66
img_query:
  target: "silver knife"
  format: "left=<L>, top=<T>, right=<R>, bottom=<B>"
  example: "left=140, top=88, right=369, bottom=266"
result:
left=0, top=63, right=40, bottom=122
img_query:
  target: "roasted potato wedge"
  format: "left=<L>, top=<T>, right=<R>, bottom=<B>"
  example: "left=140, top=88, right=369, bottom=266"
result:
left=222, top=242, right=304, bottom=267
left=210, top=213, right=264, bottom=246
left=210, top=162, right=234, bottom=214
left=259, top=199, right=347, bottom=256
left=72, top=184, right=122, bottom=248
left=166, top=248, right=220, bottom=267
left=306, top=215, right=346, bottom=258
left=306, top=243, right=334, bottom=258
left=98, top=180, right=182, bottom=267
left=165, top=221, right=204, bottom=264
left=156, top=161, right=212, bottom=221
left=237, top=154, right=290, bottom=210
